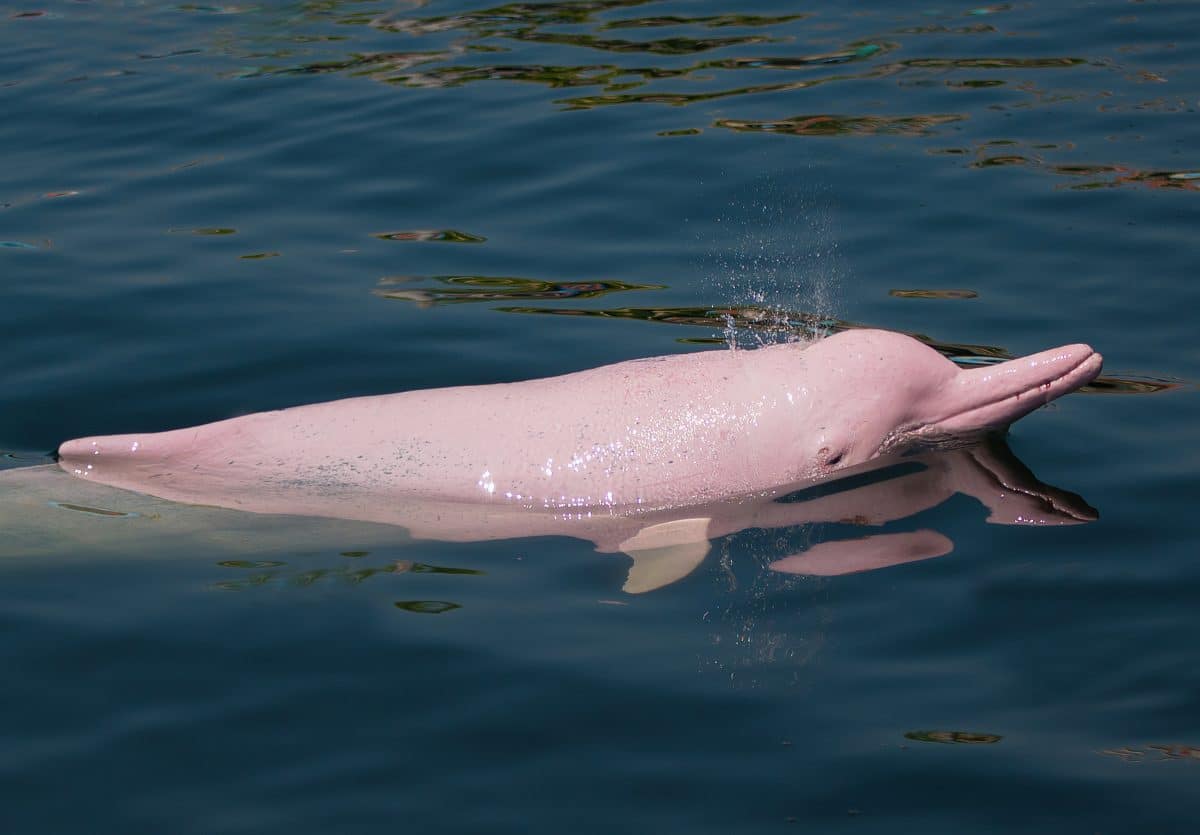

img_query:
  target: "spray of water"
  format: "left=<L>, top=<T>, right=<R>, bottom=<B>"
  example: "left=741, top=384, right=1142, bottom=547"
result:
left=706, top=175, right=845, bottom=350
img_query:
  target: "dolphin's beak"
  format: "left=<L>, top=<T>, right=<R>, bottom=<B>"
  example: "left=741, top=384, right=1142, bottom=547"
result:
left=923, top=344, right=1103, bottom=436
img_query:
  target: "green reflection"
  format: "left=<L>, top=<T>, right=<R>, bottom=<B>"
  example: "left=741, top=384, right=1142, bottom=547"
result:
left=896, top=24, right=996, bottom=34
left=971, top=155, right=1030, bottom=167
left=212, top=558, right=483, bottom=591
left=404, top=562, right=486, bottom=576
left=602, top=13, right=806, bottom=30
left=393, top=63, right=677, bottom=90
left=898, top=57, right=1084, bottom=69
left=374, top=274, right=663, bottom=304
left=716, top=113, right=965, bottom=137
left=371, top=0, right=661, bottom=36
left=1052, top=164, right=1124, bottom=176
left=890, top=289, right=979, bottom=299
left=372, top=229, right=487, bottom=243
left=217, top=560, right=287, bottom=568
left=905, top=730, right=1003, bottom=744
left=946, top=79, right=1005, bottom=88
left=232, top=0, right=1096, bottom=135
left=559, top=80, right=808, bottom=109
left=1119, top=169, right=1200, bottom=191
left=239, top=50, right=451, bottom=79
left=956, top=139, right=1200, bottom=192
left=518, top=31, right=773, bottom=56
left=169, top=226, right=237, bottom=235
left=702, top=43, right=891, bottom=70
left=48, top=501, right=138, bottom=518
left=394, top=600, right=462, bottom=614
left=220, top=0, right=1177, bottom=195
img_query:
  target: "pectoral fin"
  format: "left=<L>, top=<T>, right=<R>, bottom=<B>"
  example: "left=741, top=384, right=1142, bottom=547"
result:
left=619, top=517, right=712, bottom=594
left=769, top=529, right=952, bottom=577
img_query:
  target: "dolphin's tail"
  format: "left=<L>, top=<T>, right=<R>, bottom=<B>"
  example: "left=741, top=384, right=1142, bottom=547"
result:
left=57, top=427, right=201, bottom=478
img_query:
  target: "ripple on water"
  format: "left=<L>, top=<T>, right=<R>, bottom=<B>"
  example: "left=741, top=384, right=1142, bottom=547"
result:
left=373, top=274, right=664, bottom=304
left=371, top=229, right=487, bottom=242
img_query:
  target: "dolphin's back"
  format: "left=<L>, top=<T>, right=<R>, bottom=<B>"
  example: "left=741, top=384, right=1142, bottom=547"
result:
left=58, top=344, right=810, bottom=511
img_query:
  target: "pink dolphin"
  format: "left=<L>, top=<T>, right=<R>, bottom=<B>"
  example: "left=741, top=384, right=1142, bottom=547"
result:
left=58, top=329, right=1101, bottom=519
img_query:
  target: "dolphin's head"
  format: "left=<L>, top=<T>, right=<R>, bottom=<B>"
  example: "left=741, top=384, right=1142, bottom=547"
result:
left=792, top=329, right=1102, bottom=472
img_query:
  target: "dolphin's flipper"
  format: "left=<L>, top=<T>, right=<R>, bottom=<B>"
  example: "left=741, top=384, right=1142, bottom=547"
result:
left=768, top=529, right=953, bottom=577
left=620, top=541, right=712, bottom=594
left=619, top=518, right=712, bottom=593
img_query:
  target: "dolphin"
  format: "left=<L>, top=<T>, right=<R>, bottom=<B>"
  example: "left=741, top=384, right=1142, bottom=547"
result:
left=52, top=328, right=1101, bottom=590
left=57, top=328, right=1102, bottom=512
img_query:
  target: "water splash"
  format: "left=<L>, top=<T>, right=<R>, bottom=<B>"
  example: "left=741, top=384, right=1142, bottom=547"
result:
left=706, top=175, right=845, bottom=350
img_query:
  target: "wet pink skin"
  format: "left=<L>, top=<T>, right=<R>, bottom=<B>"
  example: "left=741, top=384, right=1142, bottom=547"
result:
left=58, top=329, right=1102, bottom=514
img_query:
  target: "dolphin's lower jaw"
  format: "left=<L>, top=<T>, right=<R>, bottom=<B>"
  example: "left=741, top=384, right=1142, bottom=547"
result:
left=881, top=345, right=1102, bottom=453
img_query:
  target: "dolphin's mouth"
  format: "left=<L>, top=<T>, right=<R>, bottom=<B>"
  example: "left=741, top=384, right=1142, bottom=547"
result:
left=882, top=345, right=1102, bottom=453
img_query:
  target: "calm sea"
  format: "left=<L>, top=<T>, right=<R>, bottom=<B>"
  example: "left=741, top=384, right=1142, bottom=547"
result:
left=2, top=0, right=1198, bottom=831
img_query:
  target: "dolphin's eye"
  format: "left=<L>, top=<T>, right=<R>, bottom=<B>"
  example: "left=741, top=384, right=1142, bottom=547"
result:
left=818, top=445, right=845, bottom=467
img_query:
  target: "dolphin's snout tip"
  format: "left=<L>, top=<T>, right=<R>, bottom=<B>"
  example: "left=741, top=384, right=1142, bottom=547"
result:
left=1011, top=341, right=1103, bottom=390
left=1040, top=343, right=1102, bottom=390
left=1053, top=342, right=1099, bottom=368
left=1065, top=345, right=1103, bottom=387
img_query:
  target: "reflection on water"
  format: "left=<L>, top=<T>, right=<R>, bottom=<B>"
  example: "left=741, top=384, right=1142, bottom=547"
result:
left=372, top=229, right=487, bottom=242
left=905, top=730, right=1003, bottom=745
left=602, top=13, right=806, bottom=30
left=47, top=501, right=138, bottom=518
left=514, top=31, right=775, bottom=56
left=170, top=226, right=237, bottom=236
left=715, top=113, right=964, bottom=137
left=199, top=0, right=1196, bottom=193
left=373, top=274, right=663, bottom=304
left=394, top=600, right=463, bottom=614
left=939, top=140, right=1200, bottom=191
left=889, top=289, right=979, bottom=299
left=1100, top=744, right=1200, bottom=763
left=214, top=556, right=483, bottom=599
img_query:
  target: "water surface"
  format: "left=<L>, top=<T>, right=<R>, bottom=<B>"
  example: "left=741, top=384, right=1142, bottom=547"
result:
left=2, top=0, right=1199, bottom=831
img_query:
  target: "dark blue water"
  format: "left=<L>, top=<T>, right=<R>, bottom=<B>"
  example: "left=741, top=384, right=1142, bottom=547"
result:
left=3, top=1, right=1199, bottom=831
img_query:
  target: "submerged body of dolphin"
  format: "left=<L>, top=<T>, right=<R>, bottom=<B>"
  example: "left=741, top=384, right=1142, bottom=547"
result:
left=11, top=436, right=1096, bottom=592
left=58, top=329, right=1101, bottom=514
